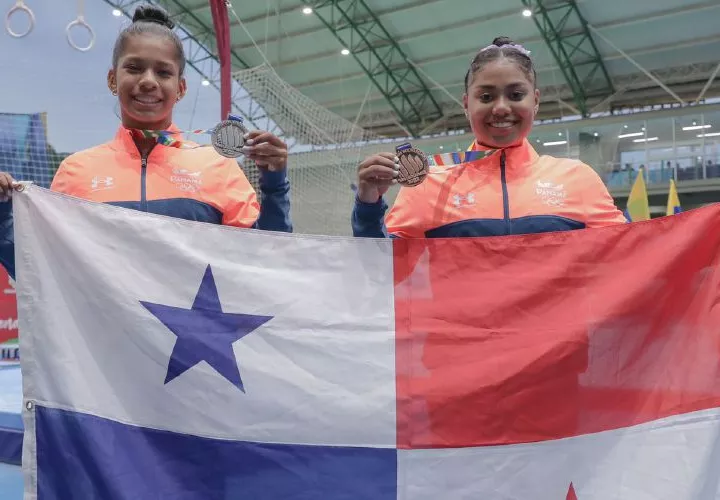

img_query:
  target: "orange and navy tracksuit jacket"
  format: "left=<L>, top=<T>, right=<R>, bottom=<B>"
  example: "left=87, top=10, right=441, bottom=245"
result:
left=352, top=139, right=625, bottom=239
left=0, top=125, right=291, bottom=278
left=353, top=140, right=625, bottom=430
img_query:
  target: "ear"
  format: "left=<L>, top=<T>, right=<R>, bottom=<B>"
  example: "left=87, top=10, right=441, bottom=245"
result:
left=177, top=77, right=188, bottom=103
left=533, top=88, right=540, bottom=116
left=107, top=69, right=117, bottom=95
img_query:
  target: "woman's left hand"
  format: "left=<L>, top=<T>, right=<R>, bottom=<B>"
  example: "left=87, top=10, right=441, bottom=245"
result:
left=242, top=131, right=288, bottom=172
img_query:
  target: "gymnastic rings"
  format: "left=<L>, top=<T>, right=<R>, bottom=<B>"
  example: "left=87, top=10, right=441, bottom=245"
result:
left=66, top=17, right=95, bottom=52
left=5, top=0, right=35, bottom=38
left=66, top=0, right=95, bottom=52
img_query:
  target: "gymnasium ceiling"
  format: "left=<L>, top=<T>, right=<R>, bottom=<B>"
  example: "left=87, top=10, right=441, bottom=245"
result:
left=107, top=0, right=720, bottom=140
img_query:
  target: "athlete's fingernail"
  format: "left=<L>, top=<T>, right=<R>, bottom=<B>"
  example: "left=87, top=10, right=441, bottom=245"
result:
left=245, top=139, right=255, bottom=146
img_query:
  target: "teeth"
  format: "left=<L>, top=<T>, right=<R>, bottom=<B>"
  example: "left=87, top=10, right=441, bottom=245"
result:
left=135, top=97, right=160, bottom=104
left=490, top=122, right=514, bottom=128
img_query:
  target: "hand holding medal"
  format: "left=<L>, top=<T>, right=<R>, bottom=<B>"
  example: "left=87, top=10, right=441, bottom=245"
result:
left=240, top=130, right=288, bottom=172
left=356, top=142, right=429, bottom=203
left=133, top=114, right=287, bottom=172
left=210, top=115, right=287, bottom=171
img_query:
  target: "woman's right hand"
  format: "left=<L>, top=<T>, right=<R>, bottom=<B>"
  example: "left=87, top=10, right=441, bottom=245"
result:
left=356, top=153, right=399, bottom=203
left=0, top=173, right=18, bottom=202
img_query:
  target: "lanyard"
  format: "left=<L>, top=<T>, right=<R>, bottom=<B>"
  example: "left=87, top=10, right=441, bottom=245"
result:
left=127, top=114, right=249, bottom=158
left=428, top=149, right=497, bottom=167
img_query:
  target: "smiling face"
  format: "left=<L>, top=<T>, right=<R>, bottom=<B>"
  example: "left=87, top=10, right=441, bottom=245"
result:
left=107, top=34, right=186, bottom=131
left=463, top=58, right=539, bottom=149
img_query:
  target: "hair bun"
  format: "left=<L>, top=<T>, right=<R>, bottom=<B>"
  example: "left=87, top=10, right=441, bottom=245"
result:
left=492, top=36, right=515, bottom=47
left=132, top=4, right=175, bottom=30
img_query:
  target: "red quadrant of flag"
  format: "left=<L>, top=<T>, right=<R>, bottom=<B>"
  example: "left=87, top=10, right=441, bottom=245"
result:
left=394, top=205, right=720, bottom=449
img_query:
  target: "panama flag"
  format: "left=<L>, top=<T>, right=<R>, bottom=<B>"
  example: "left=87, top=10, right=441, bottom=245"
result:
left=12, top=186, right=720, bottom=499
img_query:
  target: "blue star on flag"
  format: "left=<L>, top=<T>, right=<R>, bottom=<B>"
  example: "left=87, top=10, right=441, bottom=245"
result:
left=141, top=265, right=273, bottom=392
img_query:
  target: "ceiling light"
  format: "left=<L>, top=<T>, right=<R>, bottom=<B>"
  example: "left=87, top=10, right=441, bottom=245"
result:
left=593, top=132, right=599, bottom=137
left=302, top=7, right=312, bottom=15
left=618, top=132, right=644, bottom=139
left=683, top=124, right=711, bottom=131
left=543, top=140, right=567, bottom=146
left=632, top=137, right=659, bottom=143
left=697, top=132, right=720, bottom=138
left=522, top=9, right=532, bottom=17
left=341, top=48, right=350, bottom=55
left=112, top=9, right=122, bottom=17
left=201, top=79, right=210, bottom=87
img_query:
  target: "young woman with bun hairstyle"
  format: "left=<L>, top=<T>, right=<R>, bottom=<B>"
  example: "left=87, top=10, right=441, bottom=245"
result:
left=352, top=36, right=625, bottom=240
left=0, top=4, right=292, bottom=279
left=353, top=38, right=623, bottom=443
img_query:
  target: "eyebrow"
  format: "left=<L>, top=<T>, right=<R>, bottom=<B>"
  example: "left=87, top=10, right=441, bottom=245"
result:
left=122, top=56, right=176, bottom=68
left=476, top=82, right=529, bottom=91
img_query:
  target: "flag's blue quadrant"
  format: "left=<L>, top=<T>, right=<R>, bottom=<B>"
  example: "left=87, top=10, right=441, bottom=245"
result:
left=35, top=406, right=397, bottom=500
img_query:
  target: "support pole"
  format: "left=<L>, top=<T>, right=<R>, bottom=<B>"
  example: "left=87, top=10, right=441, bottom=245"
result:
left=209, top=0, right=231, bottom=120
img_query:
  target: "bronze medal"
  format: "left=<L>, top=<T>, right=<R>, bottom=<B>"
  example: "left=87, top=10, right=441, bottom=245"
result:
left=395, top=143, right=429, bottom=187
left=211, top=116, right=249, bottom=158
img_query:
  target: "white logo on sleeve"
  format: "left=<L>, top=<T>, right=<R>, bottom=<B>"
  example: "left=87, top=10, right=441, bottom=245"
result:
left=91, top=176, right=114, bottom=192
left=452, top=193, right=476, bottom=208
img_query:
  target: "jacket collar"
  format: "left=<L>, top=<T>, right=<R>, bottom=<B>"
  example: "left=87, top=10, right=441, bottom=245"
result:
left=109, top=123, right=183, bottom=160
left=468, top=138, right=539, bottom=166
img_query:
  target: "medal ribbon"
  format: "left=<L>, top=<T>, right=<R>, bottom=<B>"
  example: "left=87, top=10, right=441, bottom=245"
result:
left=428, top=149, right=497, bottom=166
left=127, top=114, right=246, bottom=150
left=128, top=127, right=214, bottom=149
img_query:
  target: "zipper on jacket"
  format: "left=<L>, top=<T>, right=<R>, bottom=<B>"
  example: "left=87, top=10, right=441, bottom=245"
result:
left=500, top=150, right=511, bottom=234
left=133, top=136, right=156, bottom=213
left=140, top=155, right=148, bottom=212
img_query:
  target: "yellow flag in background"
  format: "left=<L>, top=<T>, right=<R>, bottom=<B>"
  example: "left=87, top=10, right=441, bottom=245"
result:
left=624, top=168, right=650, bottom=222
left=666, top=179, right=682, bottom=216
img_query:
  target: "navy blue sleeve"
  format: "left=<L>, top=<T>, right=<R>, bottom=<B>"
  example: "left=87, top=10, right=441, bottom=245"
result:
left=0, top=200, right=15, bottom=280
left=254, top=169, right=292, bottom=233
left=351, top=196, right=389, bottom=238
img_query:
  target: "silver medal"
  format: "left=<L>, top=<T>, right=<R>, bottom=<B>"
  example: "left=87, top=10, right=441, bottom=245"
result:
left=211, top=119, right=249, bottom=158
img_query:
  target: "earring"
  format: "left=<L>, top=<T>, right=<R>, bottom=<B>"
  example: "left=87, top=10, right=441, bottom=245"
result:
left=111, top=90, right=117, bottom=96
